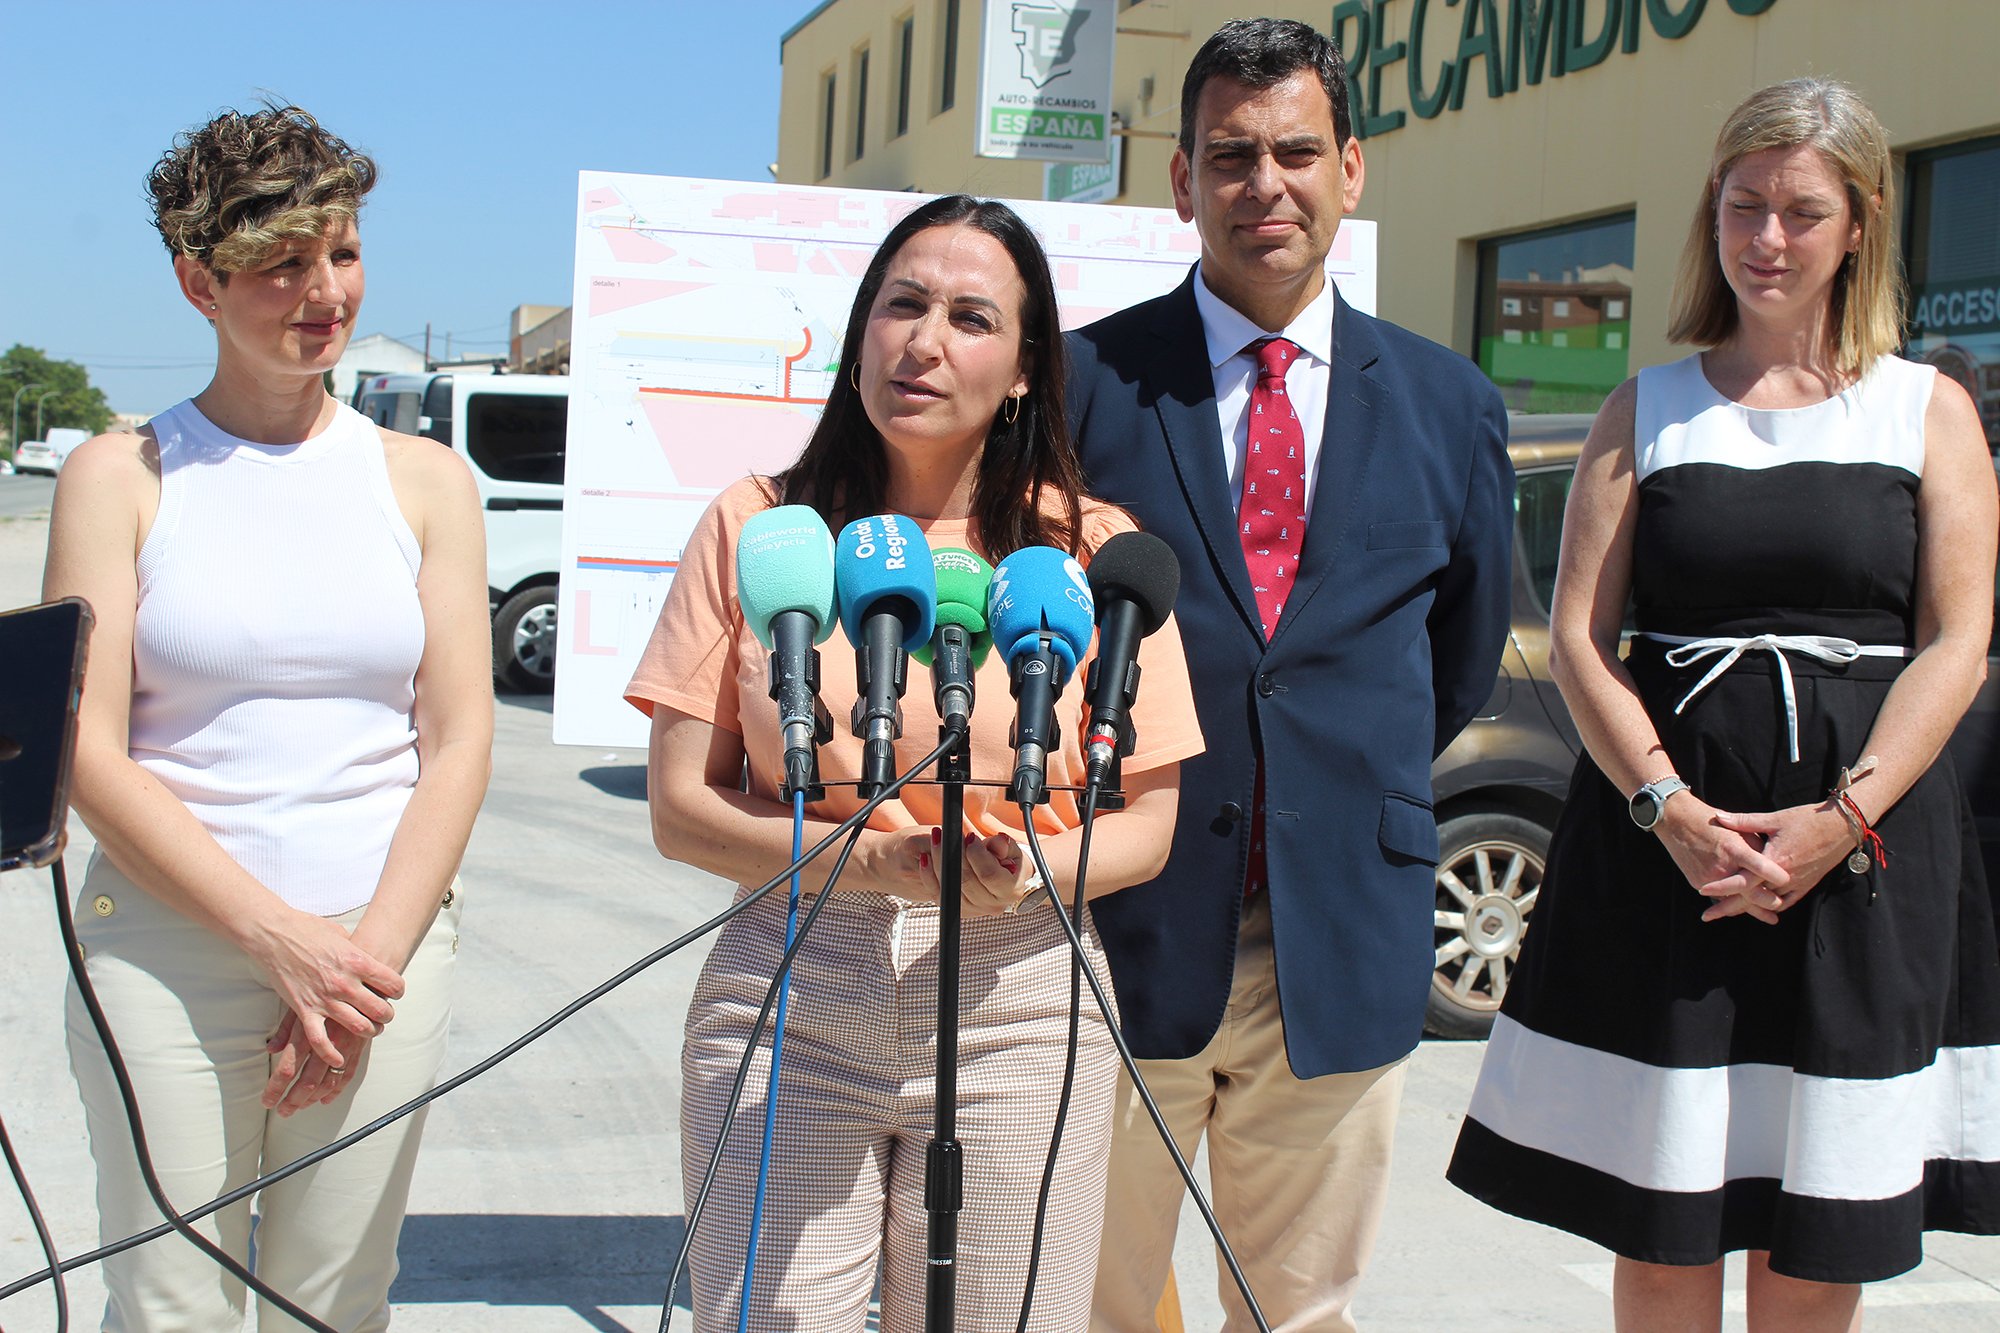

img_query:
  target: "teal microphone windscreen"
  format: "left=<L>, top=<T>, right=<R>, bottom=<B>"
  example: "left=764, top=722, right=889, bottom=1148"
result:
left=912, top=547, right=994, bottom=668
left=736, top=505, right=837, bottom=649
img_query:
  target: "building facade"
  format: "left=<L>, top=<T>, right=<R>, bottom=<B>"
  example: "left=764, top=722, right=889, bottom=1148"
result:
left=777, top=0, right=2000, bottom=438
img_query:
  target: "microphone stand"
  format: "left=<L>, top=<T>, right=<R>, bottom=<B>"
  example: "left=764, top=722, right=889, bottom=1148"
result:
left=925, top=716, right=970, bottom=1332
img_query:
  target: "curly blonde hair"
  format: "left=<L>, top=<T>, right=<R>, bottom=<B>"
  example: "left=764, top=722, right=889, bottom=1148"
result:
left=1666, top=78, right=1902, bottom=376
left=147, top=104, right=376, bottom=277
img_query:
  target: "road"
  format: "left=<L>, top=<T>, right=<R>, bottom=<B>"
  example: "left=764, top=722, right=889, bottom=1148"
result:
left=0, top=472, right=56, bottom=520
left=2, top=499, right=1997, bottom=1331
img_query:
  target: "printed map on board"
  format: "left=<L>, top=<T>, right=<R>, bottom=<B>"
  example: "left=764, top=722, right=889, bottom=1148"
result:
left=555, top=172, right=1376, bottom=747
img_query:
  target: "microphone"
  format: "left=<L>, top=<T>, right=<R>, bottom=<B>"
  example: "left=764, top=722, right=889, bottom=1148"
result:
left=911, top=547, right=994, bottom=730
left=736, top=506, right=838, bottom=801
left=1082, top=532, right=1181, bottom=790
left=988, top=546, right=1095, bottom=806
left=836, top=514, right=937, bottom=798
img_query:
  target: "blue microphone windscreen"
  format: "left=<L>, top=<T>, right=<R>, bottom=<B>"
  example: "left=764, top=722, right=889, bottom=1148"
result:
left=737, top=505, right=837, bottom=649
left=835, top=514, right=937, bottom=652
left=988, top=545, right=1095, bottom=684
left=913, top=546, right=994, bottom=668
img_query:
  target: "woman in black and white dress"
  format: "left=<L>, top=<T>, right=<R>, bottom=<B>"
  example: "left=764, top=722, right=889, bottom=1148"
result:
left=1447, top=79, right=2000, bottom=1331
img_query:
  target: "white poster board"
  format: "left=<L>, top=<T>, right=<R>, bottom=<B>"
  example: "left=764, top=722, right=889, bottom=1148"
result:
left=553, top=172, right=1376, bottom=748
left=976, top=0, right=1116, bottom=162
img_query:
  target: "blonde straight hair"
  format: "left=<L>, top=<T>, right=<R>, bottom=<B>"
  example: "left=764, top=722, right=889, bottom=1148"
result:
left=1666, top=78, right=1903, bottom=376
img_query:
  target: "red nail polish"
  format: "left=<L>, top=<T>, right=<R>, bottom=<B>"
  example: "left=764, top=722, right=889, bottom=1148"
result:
left=920, top=853, right=930, bottom=868
left=931, top=828, right=942, bottom=845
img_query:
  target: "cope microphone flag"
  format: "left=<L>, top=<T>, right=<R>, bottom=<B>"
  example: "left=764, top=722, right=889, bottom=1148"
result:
left=735, top=506, right=839, bottom=801
left=836, top=516, right=937, bottom=797
left=988, top=546, right=1095, bottom=806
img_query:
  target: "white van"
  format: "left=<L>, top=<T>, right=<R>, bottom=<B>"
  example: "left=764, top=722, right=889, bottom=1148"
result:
left=354, top=371, right=568, bottom=691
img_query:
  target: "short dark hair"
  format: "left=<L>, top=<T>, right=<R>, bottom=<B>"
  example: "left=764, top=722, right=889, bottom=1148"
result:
left=1178, top=17, right=1351, bottom=154
left=777, top=194, right=1085, bottom=559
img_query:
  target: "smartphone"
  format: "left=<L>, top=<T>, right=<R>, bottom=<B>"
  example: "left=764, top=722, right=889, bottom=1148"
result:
left=0, top=597, right=92, bottom=871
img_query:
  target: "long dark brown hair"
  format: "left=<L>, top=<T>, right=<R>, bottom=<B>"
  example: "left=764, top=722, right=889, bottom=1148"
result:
left=776, top=194, right=1085, bottom=558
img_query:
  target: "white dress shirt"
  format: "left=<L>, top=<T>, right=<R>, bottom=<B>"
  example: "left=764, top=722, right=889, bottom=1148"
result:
left=1191, top=264, right=1336, bottom=524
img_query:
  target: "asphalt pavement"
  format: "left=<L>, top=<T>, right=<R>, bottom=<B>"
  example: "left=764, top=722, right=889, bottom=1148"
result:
left=2, top=480, right=1997, bottom=1330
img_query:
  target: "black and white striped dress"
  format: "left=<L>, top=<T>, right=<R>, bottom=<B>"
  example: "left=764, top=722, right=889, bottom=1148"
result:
left=1447, top=353, right=2000, bottom=1282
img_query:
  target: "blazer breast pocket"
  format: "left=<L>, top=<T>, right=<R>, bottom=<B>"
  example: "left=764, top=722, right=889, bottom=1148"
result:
left=1378, top=792, right=1441, bottom=866
left=1366, top=520, right=1447, bottom=550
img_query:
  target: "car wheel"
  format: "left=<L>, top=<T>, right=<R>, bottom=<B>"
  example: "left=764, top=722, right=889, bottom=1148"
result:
left=494, top=585, right=558, bottom=693
left=1427, top=809, right=1551, bottom=1040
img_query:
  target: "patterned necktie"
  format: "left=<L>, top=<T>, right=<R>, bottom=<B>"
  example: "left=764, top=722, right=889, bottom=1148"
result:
left=1237, top=337, right=1309, bottom=639
left=1237, top=337, right=1308, bottom=896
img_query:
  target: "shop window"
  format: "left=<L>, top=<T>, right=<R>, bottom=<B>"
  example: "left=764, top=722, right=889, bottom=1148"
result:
left=819, top=71, right=837, bottom=179
left=852, top=47, right=870, bottom=162
left=936, top=0, right=960, bottom=114
left=894, top=14, right=915, bottom=138
left=1475, top=214, right=1635, bottom=414
left=1906, top=134, right=2000, bottom=452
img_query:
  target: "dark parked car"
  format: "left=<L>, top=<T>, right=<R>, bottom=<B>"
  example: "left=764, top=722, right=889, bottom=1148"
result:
left=1424, top=418, right=2000, bottom=1038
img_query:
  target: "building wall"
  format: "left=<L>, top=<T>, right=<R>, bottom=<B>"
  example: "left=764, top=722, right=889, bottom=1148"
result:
left=777, top=0, right=2000, bottom=392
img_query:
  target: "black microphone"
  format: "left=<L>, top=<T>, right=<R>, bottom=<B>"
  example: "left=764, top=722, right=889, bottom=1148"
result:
left=1083, top=531, right=1181, bottom=791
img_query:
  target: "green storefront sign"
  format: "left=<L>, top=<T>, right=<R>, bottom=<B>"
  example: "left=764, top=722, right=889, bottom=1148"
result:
left=1332, top=0, right=1779, bottom=137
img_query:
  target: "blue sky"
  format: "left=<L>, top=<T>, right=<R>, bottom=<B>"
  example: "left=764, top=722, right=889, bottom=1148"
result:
left=1, top=1, right=809, bottom=415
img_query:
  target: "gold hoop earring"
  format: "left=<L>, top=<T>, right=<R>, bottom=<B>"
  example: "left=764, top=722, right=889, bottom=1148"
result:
left=1004, top=394, right=1021, bottom=425
left=848, top=363, right=861, bottom=392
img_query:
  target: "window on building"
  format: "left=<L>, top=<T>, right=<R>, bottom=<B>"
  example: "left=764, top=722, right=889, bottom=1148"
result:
left=1474, top=213, right=1636, bottom=413
left=1906, top=134, right=2000, bottom=453
left=937, top=0, right=960, bottom=114
left=895, top=14, right=915, bottom=138
left=820, top=71, right=837, bottom=179
left=853, top=47, right=870, bottom=161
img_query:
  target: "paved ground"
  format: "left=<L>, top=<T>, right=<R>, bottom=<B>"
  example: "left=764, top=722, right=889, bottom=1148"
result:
left=3, top=480, right=1998, bottom=1330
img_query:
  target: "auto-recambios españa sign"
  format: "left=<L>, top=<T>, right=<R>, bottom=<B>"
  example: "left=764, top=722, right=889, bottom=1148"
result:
left=976, top=0, right=1114, bottom=163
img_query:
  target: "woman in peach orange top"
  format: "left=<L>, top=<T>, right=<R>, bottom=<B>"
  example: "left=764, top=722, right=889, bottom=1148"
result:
left=625, top=195, right=1202, bottom=1331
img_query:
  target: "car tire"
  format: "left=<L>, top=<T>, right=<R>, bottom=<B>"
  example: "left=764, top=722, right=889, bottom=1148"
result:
left=1427, top=808, right=1551, bottom=1040
left=494, top=584, right=558, bottom=694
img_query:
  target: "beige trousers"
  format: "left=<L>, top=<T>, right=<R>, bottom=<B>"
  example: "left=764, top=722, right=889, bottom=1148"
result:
left=1091, top=892, right=1408, bottom=1333
left=65, top=854, right=460, bottom=1333
left=681, top=888, right=1120, bottom=1333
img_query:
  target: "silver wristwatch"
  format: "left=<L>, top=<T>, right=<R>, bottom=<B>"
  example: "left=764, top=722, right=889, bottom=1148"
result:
left=1629, top=775, right=1690, bottom=830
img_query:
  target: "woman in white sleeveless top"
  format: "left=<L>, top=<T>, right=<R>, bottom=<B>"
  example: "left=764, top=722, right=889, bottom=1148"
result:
left=1447, top=80, right=1999, bottom=1331
left=42, top=106, right=492, bottom=1331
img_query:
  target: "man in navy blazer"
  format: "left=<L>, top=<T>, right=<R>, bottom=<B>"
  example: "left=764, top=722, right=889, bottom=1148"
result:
left=1070, top=19, right=1513, bottom=1331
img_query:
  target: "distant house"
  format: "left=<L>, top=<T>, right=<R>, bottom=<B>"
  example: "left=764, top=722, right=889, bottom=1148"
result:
left=333, top=333, right=427, bottom=403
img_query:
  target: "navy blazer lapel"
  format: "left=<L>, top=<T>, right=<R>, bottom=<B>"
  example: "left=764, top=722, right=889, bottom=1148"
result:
left=1275, top=288, right=1385, bottom=644
left=1146, top=275, right=1265, bottom=641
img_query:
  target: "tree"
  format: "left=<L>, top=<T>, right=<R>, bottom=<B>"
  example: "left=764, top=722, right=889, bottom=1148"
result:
left=2, top=344, right=113, bottom=447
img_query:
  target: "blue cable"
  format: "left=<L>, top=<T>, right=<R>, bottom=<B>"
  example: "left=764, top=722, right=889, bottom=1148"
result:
left=738, top=789, right=805, bottom=1331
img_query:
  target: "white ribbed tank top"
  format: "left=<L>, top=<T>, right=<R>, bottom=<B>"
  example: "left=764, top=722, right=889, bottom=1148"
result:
left=132, top=400, right=426, bottom=916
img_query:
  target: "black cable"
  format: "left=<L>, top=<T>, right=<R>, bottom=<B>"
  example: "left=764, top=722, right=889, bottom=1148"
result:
left=1018, top=822, right=1274, bottom=1333
left=1013, top=787, right=1098, bottom=1333
left=3, top=755, right=952, bottom=1304
left=0, top=1110, right=67, bottom=1333
left=52, top=860, right=338, bottom=1332
left=658, top=725, right=962, bottom=1331
left=656, top=825, right=863, bottom=1333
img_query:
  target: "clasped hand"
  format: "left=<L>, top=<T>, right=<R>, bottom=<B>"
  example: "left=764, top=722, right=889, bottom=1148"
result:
left=878, top=826, right=1038, bottom=917
left=1658, top=796, right=1856, bottom=924
left=247, top=908, right=406, bottom=1114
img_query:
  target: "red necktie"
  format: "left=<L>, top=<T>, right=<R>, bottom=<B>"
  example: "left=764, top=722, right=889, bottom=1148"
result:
left=1238, top=337, right=1308, bottom=638
left=1237, top=337, right=1309, bottom=895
